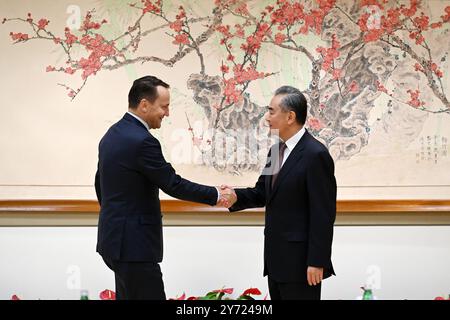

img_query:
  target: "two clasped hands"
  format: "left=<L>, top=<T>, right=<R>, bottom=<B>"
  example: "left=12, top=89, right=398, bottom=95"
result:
left=216, top=185, right=237, bottom=208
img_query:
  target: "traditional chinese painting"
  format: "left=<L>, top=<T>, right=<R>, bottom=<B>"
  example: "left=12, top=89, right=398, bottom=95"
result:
left=0, top=0, right=449, bottom=199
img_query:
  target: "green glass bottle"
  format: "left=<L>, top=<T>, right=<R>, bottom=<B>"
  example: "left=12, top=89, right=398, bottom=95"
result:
left=80, top=289, right=89, bottom=300
left=361, top=287, right=373, bottom=300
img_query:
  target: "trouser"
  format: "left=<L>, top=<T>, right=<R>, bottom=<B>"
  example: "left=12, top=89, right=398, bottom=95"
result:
left=102, top=256, right=166, bottom=300
left=268, top=277, right=321, bottom=300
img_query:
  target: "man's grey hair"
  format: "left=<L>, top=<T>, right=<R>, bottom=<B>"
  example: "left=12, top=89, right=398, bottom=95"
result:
left=274, top=85, right=307, bottom=125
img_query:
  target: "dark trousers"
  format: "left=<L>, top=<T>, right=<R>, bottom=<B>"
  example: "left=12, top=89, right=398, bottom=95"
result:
left=102, top=256, right=166, bottom=300
left=268, top=277, right=321, bottom=300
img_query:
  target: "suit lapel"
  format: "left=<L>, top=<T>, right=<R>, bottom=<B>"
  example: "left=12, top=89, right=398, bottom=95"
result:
left=267, top=130, right=310, bottom=203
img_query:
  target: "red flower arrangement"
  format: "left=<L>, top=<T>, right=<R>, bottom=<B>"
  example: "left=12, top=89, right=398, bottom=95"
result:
left=434, top=295, right=450, bottom=300
left=170, top=287, right=264, bottom=300
left=99, top=289, right=116, bottom=300
left=9, top=287, right=265, bottom=300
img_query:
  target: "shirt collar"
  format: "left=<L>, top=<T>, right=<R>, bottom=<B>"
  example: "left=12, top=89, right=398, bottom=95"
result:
left=127, top=111, right=150, bottom=131
left=284, top=126, right=306, bottom=151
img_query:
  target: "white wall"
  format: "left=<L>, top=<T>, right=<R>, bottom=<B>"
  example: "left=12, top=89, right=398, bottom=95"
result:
left=1, top=226, right=449, bottom=300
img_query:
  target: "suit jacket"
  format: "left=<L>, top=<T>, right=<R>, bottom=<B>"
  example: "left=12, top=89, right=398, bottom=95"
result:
left=95, top=113, right=217, bottom=262
left=230, top=130, right=336, bottom=282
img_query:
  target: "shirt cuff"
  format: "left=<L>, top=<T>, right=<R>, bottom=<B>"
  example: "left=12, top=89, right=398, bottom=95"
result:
left=215, top=186, right=220, bottom=204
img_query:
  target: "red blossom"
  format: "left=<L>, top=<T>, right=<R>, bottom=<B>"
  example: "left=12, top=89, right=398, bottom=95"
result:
left=81, top=12, right=103, bottom=31
left=376, top=80, right=388, bottom=94
left=78, top=52, right=102, bottom=79
left=46, top=65, right=56, bottom=72
left=413, top=13, right=429, bottom=31
left=443, top=6, right=450, bottom=22
left=176, top=6, right=186, bottom=20
left=220, top=64, right=229, bottom=73
left=401, top=0, right=418, bottom=17
left=241, top=34, right=262, bottom=54
left=307, top=117, right=324, bottom=131
left=99, top=289, right=116, bottom=300
left=11, top=295, right=21, bottom=300
left=232, top=64, right=266, bottom=84
left=430, top=63, right=443, bottom=78
left=430, top=22, right=442, bottom=29
left=406, top=89, right=425, bottom=108
left=409, top=31, right=424, bottom=45
left=223, top=79, right=241, bottom=103
left=363, top=28, right=384, bottom=42
left=216, top=24, right=232, bottom=38
left=332, top=68, right=342, bottom=80
left=172, top=33, right=189, bottom=45
left=142, top=0, right=162, bottom=14
left=37, top=18, right=49, bottom=30
left=9, top=32, right=29, bottom=41
left=384, top=8, right=401, bottom=33
left=242, top=288, right=261, bottom=296
left=434, top=296, right=447, bottom=300
left=360, top=0, right=385, bottom=9
left=64, top=67, right=76, bottom=74
left=64, top=28, right=78, bottom=46
left=274, top=33, right=286, bottom=44
left=234, top=24, right=245, bottom=38
left=357, top=12, right=371, bottom=32
left=169, top=20, right=183, bottom=32
left=270, top=1, right=305, bottom=26
left=414, top=63, right=423, bottom=72
left=316, top=35, right=340, bottom=71
left=234, top=3, right=249, bottom=16
left=348, top=80, right=359, bottom=93
left=79, top=34, right=116, bottom=57
left=358, top=9, right=390, bottom=42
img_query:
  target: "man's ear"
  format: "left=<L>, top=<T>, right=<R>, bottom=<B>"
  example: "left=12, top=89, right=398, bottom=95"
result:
left=288, top=110, right=296, bottom=124
left=139, top=99, right=148, bottom=113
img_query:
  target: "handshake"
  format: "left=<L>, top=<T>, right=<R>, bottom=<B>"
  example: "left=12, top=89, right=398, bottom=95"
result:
left=216, top=185, right=237, bottom=208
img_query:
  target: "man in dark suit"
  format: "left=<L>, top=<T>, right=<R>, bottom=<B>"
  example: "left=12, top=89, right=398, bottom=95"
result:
left=224, top=86, right=336, bottom=300
left=95, top=75, right=232, bottom=300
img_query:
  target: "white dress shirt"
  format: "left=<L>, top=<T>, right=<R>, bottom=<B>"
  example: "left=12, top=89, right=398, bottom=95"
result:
left=127, top=111, right=150, bottom=130
left=281, top=126, right=306, bottom=167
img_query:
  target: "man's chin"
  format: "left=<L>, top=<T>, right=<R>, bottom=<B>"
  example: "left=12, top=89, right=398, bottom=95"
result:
left=269, top=128, right=280, bottom=136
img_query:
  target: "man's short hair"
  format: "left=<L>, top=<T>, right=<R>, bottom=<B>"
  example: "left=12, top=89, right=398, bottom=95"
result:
left=128, top=76, right=170, bottom=109
left=274, top=86, right=307, bottom=125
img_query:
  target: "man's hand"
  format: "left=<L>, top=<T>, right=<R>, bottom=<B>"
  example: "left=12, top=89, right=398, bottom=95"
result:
left=307, top=266, right=323, bottom=286
left=216, top=185, right=237, bottom=208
